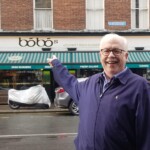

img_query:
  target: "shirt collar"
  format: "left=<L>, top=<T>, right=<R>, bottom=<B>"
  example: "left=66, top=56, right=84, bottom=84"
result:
left=102, top=67, right=128, bottom=84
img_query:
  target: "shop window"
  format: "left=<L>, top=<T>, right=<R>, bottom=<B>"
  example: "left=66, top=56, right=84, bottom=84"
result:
left=69, top=70, right=76, bottom=76
left=146, top=69, right=150, bottom=81
left=0, top=71, right=43, bottom=90
left=43, top=70, right=50, bottom=84
left=0, top=71, right=16, bottom=89
left=77, top=69, right=102, bottom=78
left=16, top=71, right=43, bottom=89
left=131, top=68, right=147, bottom=78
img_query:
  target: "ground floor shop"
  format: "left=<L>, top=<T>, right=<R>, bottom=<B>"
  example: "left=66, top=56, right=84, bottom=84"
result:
left=0, top=69, right=103, bottom=103
left=0, top=51, right=150, bottom=104
left=0, top=68, right=150, bottom=104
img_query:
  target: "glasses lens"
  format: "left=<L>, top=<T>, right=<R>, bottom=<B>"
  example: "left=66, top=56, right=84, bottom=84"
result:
left=101, top=48, right=123, bottom=56
left=102, top=49, right=110, bottom=55
left=113, top=49, right=122, bottom=55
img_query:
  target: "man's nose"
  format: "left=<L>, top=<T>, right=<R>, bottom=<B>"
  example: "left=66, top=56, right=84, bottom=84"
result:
left=108, top=51, right=115, bottom=57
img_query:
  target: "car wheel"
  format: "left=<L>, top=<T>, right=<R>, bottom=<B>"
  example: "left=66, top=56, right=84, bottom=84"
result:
left=69, top=101, right=79, bottom=115
left=9, top=102, right=20, bottom=109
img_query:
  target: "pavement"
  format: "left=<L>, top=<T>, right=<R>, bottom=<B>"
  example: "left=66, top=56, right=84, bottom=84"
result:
left=0, top=104, right=68, bottom=113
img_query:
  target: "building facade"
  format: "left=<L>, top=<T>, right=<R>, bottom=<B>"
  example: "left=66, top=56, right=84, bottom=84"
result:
left=0, top=0, right=150, bottom=102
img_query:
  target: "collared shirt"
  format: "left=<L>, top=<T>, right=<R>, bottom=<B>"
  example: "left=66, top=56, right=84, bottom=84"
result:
left=102, top=67, right=127, bottom=92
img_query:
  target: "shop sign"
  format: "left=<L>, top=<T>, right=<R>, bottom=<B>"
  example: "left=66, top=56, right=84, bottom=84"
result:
left=44, top=66, right=51, bottom=69
left=139, top=64, right=150, bottom=68
left=19, top=37, right=58, bottom=47
left=8, top=56, right=22, bottom=61
left=127, top=64, right=150, bottom=68
left=1, top=64, right=150, bottom=70
left=79, top=65, right=100, bottom=68
left=64, top=64, right=102, bottom=69
left=11, top=66, right=32, bottom=69
left=108, top=21, right=126, bottom=26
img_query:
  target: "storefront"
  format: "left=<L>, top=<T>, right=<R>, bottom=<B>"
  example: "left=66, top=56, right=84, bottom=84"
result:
left=0, top=50, right=150, bottom=104
left=0, top=33, right=150, bottom=104
left=0, top=51, right=101, bottom=103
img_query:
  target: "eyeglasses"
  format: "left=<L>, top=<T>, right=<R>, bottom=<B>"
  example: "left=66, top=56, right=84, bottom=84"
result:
left=101, top=48, right=125, bottom=56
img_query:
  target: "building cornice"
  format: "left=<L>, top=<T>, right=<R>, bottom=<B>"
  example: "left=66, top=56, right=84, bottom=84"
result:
left=0, top=30, right=150, bottom=36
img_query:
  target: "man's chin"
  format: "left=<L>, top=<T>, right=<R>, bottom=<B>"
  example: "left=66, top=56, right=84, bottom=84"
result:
left=106, top=68, right=119, bottom=75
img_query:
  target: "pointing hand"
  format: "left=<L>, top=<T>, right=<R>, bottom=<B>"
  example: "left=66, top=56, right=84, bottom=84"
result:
left=47, top=55, right=57, bottom=67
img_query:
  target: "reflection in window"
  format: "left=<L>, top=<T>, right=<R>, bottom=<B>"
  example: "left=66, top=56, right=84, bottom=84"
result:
left=35, top=0, right=51, bottom=8
left=0, top=70, right=44, bottom=90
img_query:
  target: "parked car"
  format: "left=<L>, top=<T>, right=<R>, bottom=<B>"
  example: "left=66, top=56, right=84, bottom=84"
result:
left=54, top=78, right=88, bottom=115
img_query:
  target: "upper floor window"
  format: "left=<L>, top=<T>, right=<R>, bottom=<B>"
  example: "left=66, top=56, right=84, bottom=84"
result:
left=34, top=0, right=53, bottom=30
left=131, top=0, right=149, bottom=29
left=86, top=0, right=104, bottom=30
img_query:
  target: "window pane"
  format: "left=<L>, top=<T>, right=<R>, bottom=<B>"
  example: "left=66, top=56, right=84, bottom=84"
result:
left=35, top=0, right=51, bottom=8
left=86, top=10, right=95, bottom=29
left=86, top=0, right=103, bottom=9
left=95, top=0, right=103, bottom=9
left=139, top=0, right=147, bottom=8
left=131, top=0, right=149, bottom=29
left=131, top=0, right=136, bottom=8
left=35, top=9, right=52, bottom=29
left=139, top=10, right=148, bottom=28
left=43, top=71, right=50, bottom=84
left=131, top=10, right=136, bottom=28
left=95, top=10, right=103, bottom=29
left=86, top=0, right=104, bottom=30
left=86, top=0, right=94, bottom=9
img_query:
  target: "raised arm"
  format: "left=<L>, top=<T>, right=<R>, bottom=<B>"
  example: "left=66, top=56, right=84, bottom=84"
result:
left=47, top=55, right=80, bottom=103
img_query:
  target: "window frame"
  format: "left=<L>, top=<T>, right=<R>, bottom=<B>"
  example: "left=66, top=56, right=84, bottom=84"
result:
left=85, top=0, right=104, bottom=31
left=131, top=0, right=149, bottom=29
left=33, top=0, right=53, bottom=31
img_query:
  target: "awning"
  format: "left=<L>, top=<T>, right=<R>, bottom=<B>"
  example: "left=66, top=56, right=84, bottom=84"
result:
left=0, top=51, right=150, bottom=70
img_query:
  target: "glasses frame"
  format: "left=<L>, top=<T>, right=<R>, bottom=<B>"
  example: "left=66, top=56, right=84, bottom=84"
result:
left=100, top=48, right=126, bottom=56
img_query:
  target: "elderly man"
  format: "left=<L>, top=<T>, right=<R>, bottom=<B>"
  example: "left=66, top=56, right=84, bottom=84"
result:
left=48, top=33, right=150, bottom=150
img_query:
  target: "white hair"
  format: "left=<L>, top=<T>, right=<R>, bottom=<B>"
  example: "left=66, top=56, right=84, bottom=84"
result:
left=99, top=33, right=128, bottom=51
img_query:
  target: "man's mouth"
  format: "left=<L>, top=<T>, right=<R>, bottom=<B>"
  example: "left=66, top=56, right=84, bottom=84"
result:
left=106, top=61, right=118, bottom=64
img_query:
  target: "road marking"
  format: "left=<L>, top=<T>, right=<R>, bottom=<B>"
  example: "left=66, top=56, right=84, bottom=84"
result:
left=1, top=117, right=9, bottom=119
left=0, top=133, right=77, bottom=138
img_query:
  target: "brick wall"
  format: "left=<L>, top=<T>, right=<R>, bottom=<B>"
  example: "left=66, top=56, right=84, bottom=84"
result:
left=0, top=0, right=132, bottom=31
left=53, top=0, right=85, bottom=30
left=1, top=0, right=33, bottom=31
left=105, top=0, right=131, bottom=31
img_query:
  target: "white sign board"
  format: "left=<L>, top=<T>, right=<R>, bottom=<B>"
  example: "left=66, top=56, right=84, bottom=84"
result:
left=0, top=35, right=150, bottom=51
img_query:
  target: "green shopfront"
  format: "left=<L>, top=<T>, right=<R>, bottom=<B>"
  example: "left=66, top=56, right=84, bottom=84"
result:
left=0, top=51, right=150, bottom=103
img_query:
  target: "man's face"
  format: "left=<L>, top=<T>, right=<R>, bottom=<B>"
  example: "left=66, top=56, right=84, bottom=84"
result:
left=100, top=39, right=128, bottom=78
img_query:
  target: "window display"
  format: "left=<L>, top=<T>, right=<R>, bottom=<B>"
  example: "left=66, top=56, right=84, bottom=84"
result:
left=0, top=70, right=44, bottom=90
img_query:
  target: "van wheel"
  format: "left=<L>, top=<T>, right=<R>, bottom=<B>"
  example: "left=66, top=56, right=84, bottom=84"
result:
left=69, top=101, right=79, bottom=115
